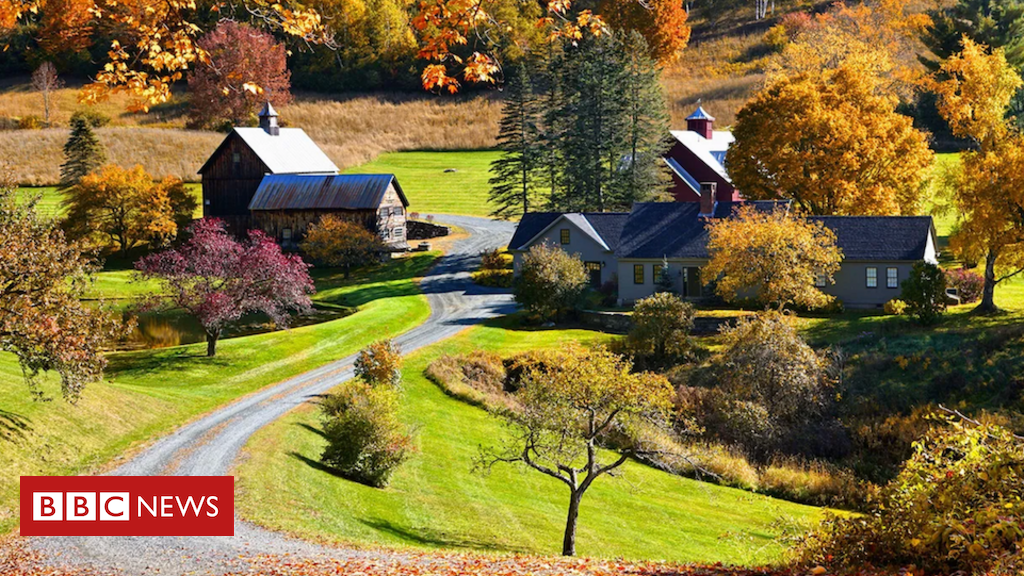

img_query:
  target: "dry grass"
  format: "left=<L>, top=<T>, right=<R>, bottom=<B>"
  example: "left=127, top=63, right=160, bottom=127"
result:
left=0, top=128, right=223, bottom=185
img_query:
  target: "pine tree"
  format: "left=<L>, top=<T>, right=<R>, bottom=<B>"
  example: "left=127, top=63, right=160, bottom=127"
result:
left=535, top=44, right=565, bottom=209
left=489, top=65, right=542, bottom=219
left=613, top=31, right=673, bottom=207
left=60, top=118, right=107, bottom=188
left=655, top=257, right=675, bottom=293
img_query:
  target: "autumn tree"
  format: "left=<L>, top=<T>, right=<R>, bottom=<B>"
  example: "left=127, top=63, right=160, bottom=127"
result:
left=0, top=173, right=121, bottom=401
left=623, top=292, right=696, bottom=368
left=932, top=38, right=1024, bottom=312
left=478, top=343, right=677, bottom=556
left=64, top=165, right=197, bottom=258
left=729, top=62, right=933, bottom=216
left=300, top=215, right=384, bottom=277
left=354, top=338, right=402, bottom=388
left=186, top=22, right=292, bottom=128
left=59, top=117, right=106, bottom=188
left=31, top=61, right=62, bottom=126
left=703, top=206, right=843, bottom=310
left=513, top=243, right=589, bottom=320
left=135, top=219, right=314, bottom=356
left=597, top=0, right=691, bottom=63
left=489, top=64, right=542, bottom=219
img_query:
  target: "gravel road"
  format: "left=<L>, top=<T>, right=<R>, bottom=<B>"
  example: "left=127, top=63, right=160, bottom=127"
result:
left=24, top=214, right=517, bottom=576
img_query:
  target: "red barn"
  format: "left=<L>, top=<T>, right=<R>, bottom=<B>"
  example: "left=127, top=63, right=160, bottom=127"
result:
left=663, top=106, right=740, bottom=207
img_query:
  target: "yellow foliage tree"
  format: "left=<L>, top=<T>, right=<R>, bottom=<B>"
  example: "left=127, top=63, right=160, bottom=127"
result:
left=729, top=62, right=934, bottom=216
left=63, top=165, right=195, bottom=259
left=933, top=39, right=1024, bottom=312
left=702, top=206, right=843, bottom=310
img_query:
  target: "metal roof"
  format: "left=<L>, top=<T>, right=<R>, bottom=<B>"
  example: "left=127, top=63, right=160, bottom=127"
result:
left=669, top=129, right=734, bottom=182
left=249, top=174, right=408, bottom=211
left=198, top=127, right=339, bottom=175
left=686, top=106, right=716, bottom=121
left=259, top=101, right=278, bottom=117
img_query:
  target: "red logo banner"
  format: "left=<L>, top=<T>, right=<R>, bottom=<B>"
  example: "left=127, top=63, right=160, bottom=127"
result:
left=20, top=476, right=234, bottom=536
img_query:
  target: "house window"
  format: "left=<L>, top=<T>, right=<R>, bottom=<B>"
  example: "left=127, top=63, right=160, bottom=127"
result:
left=887, top=267, right=899, bottom=288
left=281, top=228, right=292, bottom=242
left=394, top=227, right=405, bottom=238
left=815, top=273, right=827, bottom=287
left=633, top=264, right=645, bottom=284
left=395, top=206, right=404, bottom=217
left=560, top=229, right=570, bottom=244
left=232, top=152, right=241, bottom=164
left=653, top=264, right=663, bottom=280
left=866, top=267, right=878, bottom=288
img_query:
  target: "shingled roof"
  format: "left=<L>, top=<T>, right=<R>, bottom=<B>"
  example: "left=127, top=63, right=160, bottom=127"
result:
left=508, top=212, right=629, bottom=252
left=248, top=174, right=408, bottom=211
left=615, top=202, right=936, bottom=261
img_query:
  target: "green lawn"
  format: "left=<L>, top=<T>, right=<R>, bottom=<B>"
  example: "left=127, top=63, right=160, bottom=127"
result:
left=0, top=252, right=437, bottom=533
left=345, top=151, right=501, bottom=218
left=234, top=316, right=824, bottom=565
left=16, top=183, right=203, bottom=220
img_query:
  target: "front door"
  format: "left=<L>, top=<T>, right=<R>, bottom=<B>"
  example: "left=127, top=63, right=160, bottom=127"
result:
left=585, top=262, right=602, bottom=288
left=682, top=267, right=702, bottom=298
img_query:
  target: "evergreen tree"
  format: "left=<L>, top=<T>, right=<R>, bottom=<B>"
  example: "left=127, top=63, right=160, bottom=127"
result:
left=655, top=257, right=675, bottom=293
left=60, top=118, right=107, bottom=188
left=489, top=65, right=542, bottom=219
left=613, top=31, right=673, bottom=206
left=535, top=43, right=565, bottom=208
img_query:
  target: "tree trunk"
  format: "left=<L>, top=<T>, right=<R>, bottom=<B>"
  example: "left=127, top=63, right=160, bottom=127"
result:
left=206, top=329, right=220, bottom=357
left=562, top=490, right=581, bottom=556
left=976, top=249, right=999, bottom=314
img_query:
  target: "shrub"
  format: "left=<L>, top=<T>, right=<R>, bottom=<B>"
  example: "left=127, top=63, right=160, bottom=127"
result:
left=480, top=248, right=511, bottom=271
left=424, top=352, right=516, bottom=411
left=70, top=110, right=112, bottom=128
left=900, top=262, right=947, bottom=324
left=512, top=243, right=589, bottom=321
left=301, top=215, right=385, bottom=277
left=354, top=339, right=402, bottom=387
left=472, top=268, right=513, bottom=287
left=319, top=382, right=413, bottom=487
left=797, top=419, right=1024, bottom=574
left=622, top=292, right=697, bottom=369
left=763, top=24, right=789, bottom=52
left=883, top=298, right=906, bottom=316
left=945, top=267, right=984, bottom=304
left=18, top=115, right=43, bottom=130
left=760, top=458, right=870, bottom=509
left=598, top=276, right=618, bottom=307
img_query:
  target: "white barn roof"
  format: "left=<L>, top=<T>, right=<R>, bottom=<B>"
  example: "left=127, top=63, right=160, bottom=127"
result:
left=199, top=127, right=339, bottom=175
left=669, top=129, right=734, bottom=184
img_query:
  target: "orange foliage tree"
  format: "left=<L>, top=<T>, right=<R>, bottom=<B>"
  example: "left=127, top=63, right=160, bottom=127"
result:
left=729, top=61, right=933, bottom=216
left=597, top=0, right=690, bottom=64
left=932, top=38, right=1024, bottom=313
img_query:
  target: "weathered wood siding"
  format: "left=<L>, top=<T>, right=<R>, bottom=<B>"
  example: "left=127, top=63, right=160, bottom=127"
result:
left=201, top=133, right=269, bottom=231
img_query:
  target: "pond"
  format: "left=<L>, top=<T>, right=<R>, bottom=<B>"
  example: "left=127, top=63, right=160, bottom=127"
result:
left=108, top=305, right=353, bottom=351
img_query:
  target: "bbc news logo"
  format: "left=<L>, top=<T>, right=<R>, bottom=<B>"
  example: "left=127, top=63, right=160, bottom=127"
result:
left=20, top=476, right=233, bottom=536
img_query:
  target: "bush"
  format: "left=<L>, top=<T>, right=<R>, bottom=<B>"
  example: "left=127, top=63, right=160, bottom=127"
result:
left=70, top=110, right=112, bottom=128
left=480, top=248, right=511, bottom=271
left=598, top=276, right=618, bottom=307
left=760, top=458, right=870, bottom=509
left=319, top=382, right=413, bottom=487
left=301, top=215, right=385, bottom=276
left=18, top=115, right=43, bottom=130
left=512, top=243, right=589, bottom=321
left=424, top=352, right=516, bottom=411
left=472, top=268, right=513, bottom=287
left=763, top=24, right=789, bottom=52
left=946, top=267, right=984, bottom=304
left=354, top=339, right=402, bottom=387
left=797, top=419, right=1024, bottom=574
left=900, top=262, right=947, bottom=324
left=883, top=298, right=906, bottom=316
left=622, top=293, right=698, bottom=369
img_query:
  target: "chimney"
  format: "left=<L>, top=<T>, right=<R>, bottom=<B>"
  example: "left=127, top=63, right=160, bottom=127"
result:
left=258, top=101, right=280, bottom=136
left=686, top=105, right=715, bottom=140
left=699, top=182, right=716, bottom=217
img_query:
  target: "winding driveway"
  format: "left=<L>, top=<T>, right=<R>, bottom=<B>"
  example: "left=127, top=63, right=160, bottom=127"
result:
left=25, top=215, right=517, bottom=575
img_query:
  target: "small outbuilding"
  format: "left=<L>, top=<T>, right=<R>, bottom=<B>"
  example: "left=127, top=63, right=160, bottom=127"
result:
left=248, top=173, right=410, bottom=250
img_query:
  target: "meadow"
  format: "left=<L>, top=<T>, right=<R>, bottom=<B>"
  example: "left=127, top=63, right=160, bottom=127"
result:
left=0, top=253, right=437, bottom=533
left=235, top=316, right=824, bottom=564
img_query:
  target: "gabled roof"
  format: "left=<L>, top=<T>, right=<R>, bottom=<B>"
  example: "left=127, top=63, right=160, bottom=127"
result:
left=615, top=202, right=936, bottom=261
left=507, top=212, right=629, bottom=252
left=808, top=216, right=936, bottom=261
left=259, top=101, right=279, bottom=117
left=616, top=202, right=784, bottom=260
left=248, top=174, right=408, bottom=211
left=198, top=128, right=339, bottom=175
left=686, top=106, right=715, bottom=121
left=669, top=130, right=734, bottom=183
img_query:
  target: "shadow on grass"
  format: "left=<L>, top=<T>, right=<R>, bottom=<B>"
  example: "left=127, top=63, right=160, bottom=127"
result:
left=357, top=517, right=533, bottom=554
left=106, top=348, right=232, bottom=381
left=295, top=422, right=328, bottom=440
left=0, top=409, right=31, bottom=442
left=288, top=451, right=348, bottom=479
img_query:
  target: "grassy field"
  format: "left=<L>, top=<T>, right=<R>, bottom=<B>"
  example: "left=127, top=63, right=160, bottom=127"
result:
left=16, top=183, right=202, bottom=221
left=345, top=151, right=500, bottom=217
left=0, top=252, right=438, bottom=533
left=235, top=316, right=824, bottom=565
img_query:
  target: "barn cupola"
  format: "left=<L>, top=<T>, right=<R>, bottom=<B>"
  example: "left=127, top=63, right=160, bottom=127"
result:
left=258, top=102, right=280, bottom=136
left=686, top=105, right=715, bottom=139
